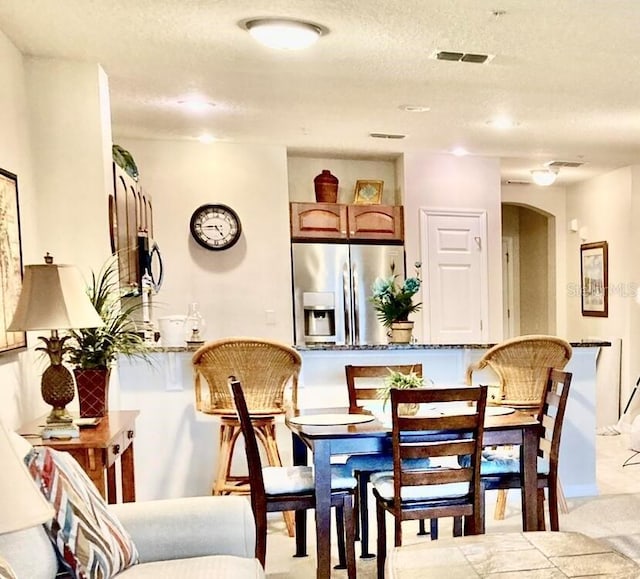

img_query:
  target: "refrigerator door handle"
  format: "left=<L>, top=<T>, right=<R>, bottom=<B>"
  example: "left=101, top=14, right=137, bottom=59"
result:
left=352, top=264, right=360, bottom=344
left=343, top=264, right=352, bottom=344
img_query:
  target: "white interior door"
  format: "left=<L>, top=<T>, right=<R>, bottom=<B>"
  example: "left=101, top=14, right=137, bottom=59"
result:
left=421, top=209, right=488, bottom=343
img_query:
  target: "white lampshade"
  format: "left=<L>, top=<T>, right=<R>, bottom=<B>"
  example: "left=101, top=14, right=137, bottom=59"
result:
left=531, top=169, right=558, bottom=186
left=8, top=260, right=103, bottom=331
left=246, top=19, right=323, bottom=50
left=0, top=421, right=53, bottom=534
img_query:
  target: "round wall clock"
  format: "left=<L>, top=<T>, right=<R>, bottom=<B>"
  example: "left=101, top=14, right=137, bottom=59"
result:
left=189, top=204, right=242, bottom=251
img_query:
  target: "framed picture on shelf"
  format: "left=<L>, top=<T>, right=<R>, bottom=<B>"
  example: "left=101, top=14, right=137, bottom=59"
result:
left=353, top=180, right=383, bottom=205
left=580, top=241, right=608, bottom=317
left=0, top=168, right=26, bottom=353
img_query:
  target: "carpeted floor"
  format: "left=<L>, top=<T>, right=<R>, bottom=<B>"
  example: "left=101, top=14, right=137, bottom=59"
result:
left=263, top=434, right=640, bottom=578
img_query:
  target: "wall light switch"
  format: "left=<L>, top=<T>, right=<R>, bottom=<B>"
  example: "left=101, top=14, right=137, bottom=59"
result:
left=265, top=309, right=276, bottom=325
left=569, top=219, right=579, bottom=232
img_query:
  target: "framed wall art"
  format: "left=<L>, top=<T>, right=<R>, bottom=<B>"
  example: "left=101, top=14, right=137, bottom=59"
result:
left=580, top=241, right=608, bottom=317
left=353, top=180, right=383, bottom=205
left=0, top=168, right=26, bottom=353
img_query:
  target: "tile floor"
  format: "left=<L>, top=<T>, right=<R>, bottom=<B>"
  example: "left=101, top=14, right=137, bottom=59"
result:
left=263, top=431, right=640, bottom=577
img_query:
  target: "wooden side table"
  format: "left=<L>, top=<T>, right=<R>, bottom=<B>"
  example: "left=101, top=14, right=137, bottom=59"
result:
left=18, top=410, right=139, bottom=504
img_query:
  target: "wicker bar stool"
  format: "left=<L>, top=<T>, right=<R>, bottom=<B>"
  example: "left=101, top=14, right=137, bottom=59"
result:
left=193, top=337, right=301, bottom=537
left=465, top=334, right=572, bottom=520
left=465, top=335, right=572, bottom=407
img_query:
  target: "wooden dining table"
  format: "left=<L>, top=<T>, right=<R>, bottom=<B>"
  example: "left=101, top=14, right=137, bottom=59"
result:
left=286, top=406, right=542, bottom=579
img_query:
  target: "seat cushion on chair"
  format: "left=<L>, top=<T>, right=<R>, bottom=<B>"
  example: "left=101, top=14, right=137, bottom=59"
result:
left=26, top=446, right=138, bottom=578
left=262, top=465, right=356, bottom=495
left=480, top=450, right=549, bottom=476
left=370, top=471, right=469, bottom=501
left=345, top=453, right=431, bottom=473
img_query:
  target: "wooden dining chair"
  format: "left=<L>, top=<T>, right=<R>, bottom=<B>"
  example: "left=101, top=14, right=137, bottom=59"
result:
left=229, top=378, right=357, bottom=577
left=480, top=369, right=573, bottom=532
left=343, top=363, right=433, bottom=558
left=372, top=385, right=488, bottom=579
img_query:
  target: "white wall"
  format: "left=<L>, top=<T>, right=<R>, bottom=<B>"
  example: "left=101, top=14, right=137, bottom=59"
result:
left=117, top=139, right=293, bottom=342
left=403, top=152, right=503, bottom=342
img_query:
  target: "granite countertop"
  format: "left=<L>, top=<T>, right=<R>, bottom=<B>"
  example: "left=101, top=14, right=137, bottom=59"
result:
left=142, top=340, right=610, bottom=353
left=295, top=340, right=611, bottom=351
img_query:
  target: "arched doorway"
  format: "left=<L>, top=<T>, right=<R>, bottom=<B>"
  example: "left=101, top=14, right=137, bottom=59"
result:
left=501, top=203, right=556, bottom=337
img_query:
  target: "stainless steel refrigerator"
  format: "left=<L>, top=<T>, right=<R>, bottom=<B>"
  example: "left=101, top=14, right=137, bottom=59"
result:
left=292, top=243, right=405, bottom=346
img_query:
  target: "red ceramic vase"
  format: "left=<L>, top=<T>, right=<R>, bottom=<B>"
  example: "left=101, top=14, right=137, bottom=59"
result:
left=314, top=170, right=339, bottom=203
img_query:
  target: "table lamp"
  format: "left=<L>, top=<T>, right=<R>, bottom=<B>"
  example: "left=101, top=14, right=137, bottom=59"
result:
left=7, top=254, right=103, bottom=437
left=0, top=420, right=53, bottom=534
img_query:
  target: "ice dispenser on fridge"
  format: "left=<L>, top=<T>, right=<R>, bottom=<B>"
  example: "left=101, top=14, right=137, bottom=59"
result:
left=303, top=292, right=336, bottom=343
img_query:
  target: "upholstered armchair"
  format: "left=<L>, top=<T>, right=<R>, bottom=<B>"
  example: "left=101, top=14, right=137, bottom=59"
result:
left=0, top=429, right=264, bottom=579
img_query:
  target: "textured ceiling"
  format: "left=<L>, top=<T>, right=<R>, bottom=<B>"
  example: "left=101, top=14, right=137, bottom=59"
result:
left=1, top=0, right=640, bottom=185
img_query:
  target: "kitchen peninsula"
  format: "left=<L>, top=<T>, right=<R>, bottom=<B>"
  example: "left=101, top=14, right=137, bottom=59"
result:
left=115, top=340, right=608, bottom=502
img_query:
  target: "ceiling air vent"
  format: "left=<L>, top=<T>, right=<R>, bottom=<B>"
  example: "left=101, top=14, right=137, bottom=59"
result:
left=548, top=160, right=584, bottom=168
left=369, top=133, right=406, bottom=140
left=434, top=51, right=493, bottom=64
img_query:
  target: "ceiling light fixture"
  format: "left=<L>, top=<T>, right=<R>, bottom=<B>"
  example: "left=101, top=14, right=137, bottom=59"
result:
left=451, top=147, right=469, bottom=157
left=245, top=18, right=324, bottom=50
left=197, top=134, right=217, bottom=144
left=178, top=98, right=215, bottom=114
left=531, top=168, right=559, bottom=186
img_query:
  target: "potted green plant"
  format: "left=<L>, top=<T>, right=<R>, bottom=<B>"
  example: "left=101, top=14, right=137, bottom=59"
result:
left=378, top=366, right=426, bottom=413
left=370, top=262, right=422, bottom=343
left=66, top=259, right=149, bottom=417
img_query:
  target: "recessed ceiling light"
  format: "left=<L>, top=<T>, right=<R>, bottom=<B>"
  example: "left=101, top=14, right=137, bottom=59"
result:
left=451, top=147, right=469, bottom=156
left=486, top=117, right=519, bottom=130
left=198, top=134, right=217, bottom=144
left=531, top=168, right=559, bottom=186
left=400, top=105, right=430, bottom=113
left=178, top=98, right=215, bottom=114
left=244, top=18, right=324, bottom=50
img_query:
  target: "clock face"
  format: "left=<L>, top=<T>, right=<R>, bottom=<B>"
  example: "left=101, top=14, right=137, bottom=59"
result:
left=189, top=204, right=242, bottom=251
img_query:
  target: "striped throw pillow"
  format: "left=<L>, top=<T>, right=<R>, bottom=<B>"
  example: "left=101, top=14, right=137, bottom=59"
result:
left=26, top=447, right=138, bottom=578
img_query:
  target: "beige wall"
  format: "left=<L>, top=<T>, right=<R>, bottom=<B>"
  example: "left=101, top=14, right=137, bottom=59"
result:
left=287, top=157, right=399, bottom=205
left=118, top=138, right=294, bottom=342
left=566, top=167, right=637, bottom=408
left=402, top=152, right=503, bottom=342
left=0, top=34, right=114, bottom=427
left=26, top=58, right=113, bottom=272
left=519, top=208, right=550, bottom=334
left=502, top=183, right=568, bottom=337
